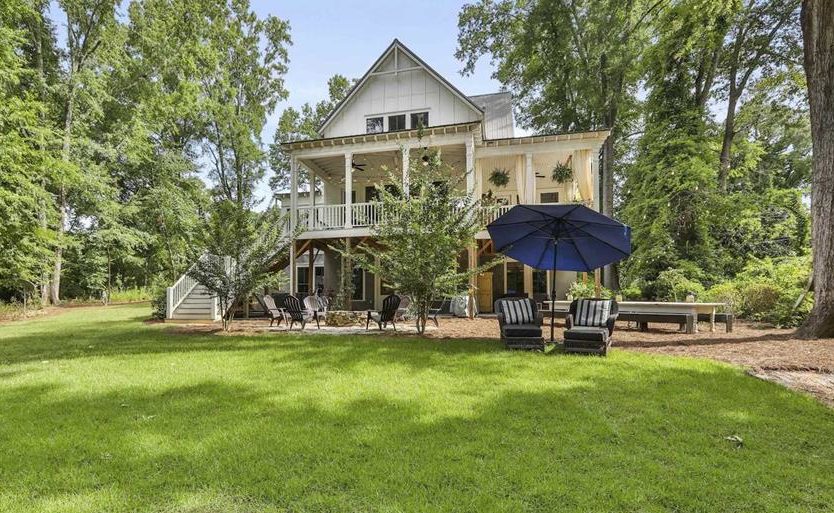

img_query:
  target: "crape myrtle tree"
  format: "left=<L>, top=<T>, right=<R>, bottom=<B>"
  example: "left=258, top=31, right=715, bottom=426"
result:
left=351, top=145, right=498, bottom=334
left=796, top=0, right=834, bottom=338
left=188, top=203, right=292, bottom=331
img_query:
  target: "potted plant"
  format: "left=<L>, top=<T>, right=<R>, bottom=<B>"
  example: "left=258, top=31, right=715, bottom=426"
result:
left=489, top=168, right=510, bottom=188
left=551, top=161, right=572, bottom=183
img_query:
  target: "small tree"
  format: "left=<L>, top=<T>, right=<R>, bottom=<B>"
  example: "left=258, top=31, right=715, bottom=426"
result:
left=352, top=146, right=497, bottom=334
left=188, top=201, right=293, bottom=330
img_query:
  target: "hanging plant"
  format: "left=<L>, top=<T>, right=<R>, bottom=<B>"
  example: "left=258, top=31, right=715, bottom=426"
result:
left=489, top=168, right=510, bottom=188
left=551, top=161, right=572, bottom=183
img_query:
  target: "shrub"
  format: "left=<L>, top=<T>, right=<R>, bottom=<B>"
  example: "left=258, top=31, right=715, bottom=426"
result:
left=109, top=287, right=152, bottom=303
left=704, top=256, right=811, bottom=327
left=568, top=279, right=613, bottom=299
left=654, top=268, right=706, bottom=301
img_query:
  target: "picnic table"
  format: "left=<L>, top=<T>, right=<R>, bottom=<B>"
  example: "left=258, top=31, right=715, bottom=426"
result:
left=544, top=300, right=727, bottom=334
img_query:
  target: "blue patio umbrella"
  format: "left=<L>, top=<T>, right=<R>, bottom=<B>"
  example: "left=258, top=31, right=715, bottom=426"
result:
left=487, top=204, right=632, bottom=342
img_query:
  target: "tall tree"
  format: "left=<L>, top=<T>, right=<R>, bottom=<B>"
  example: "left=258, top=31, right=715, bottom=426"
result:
left=0, top=0, right=59, bottom=307
left=197, top=0, right=291, bottom=209
left=269, top=74, right=351, bottom=193
left=50, top=0, right=118, bottom=303
left=717, top=0, right=802, bottom=191
left=796, top=0, right=834, bottom=338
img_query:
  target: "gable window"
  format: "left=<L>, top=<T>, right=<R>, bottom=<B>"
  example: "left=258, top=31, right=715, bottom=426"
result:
left=540, top=191, right=559, bottom=204
left=410, top=111, right=429, bottom=129
left=388, top=114, right=406, bottom=132
left=366, top=117, right=384, bottom=134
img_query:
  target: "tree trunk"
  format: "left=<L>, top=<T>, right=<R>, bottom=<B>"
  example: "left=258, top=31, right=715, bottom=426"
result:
left=718, top=92, right=739, bottom=191
left=797, top=0, right=834, bottom=338
left=601, top=135, right=620, bottom=290
left=51, top=87, right=74, bottom=305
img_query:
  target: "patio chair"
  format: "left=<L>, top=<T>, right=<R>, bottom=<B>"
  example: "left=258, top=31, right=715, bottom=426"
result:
left=303, top=295, right=326, bottom=329
left=564, top=298, right=619, bottom=356
left=396, top=295, right=412, bottom=321
left=366, top=294, right=401, bottom=331
left=428, top=298, right=448, bottom=327
left=494, top=297, right=544, bottom=350
left=261, top=294, right=287, bottom=327
left=283, top=295, right=316, bottom=331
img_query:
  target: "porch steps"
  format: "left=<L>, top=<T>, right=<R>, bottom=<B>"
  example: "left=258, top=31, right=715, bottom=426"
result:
left=169, top=284, right=218, bottom=321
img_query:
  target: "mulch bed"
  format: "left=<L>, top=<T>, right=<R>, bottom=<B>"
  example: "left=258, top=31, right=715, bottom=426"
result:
left=165, top=315, right=834, bottom=407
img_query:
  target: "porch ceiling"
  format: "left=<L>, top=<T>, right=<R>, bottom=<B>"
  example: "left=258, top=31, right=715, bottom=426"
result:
left=303, top=144, right=467, bottom=183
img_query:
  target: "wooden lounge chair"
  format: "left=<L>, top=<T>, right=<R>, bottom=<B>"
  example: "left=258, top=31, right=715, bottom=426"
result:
left=283, top=295, right=316, bottom=330
left=494, top=297, right=544, bottom=350
left=564, top=298, right=619, bottom=356
left=366, top=294, right=401, bottom=331
left=261, top=294, right=287, bottom=327
left=303, top=295, right=326, bottom=329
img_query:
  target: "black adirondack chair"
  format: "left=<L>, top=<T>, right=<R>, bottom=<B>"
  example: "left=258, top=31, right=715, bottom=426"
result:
left=366, top=294, right=401, bottom=331
left=283, top=295, right=315, bottom=330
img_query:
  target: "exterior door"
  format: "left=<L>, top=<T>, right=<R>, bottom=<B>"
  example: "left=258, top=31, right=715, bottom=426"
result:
left=477, top=273, right=494, bottom=313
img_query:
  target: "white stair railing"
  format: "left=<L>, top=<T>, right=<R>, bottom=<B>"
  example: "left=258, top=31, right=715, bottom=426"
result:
left=165, top=266, right=198, bottom=319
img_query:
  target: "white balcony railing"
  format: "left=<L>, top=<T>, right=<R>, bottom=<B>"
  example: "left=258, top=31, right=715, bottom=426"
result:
left=291, top=201, right=570, bottom=233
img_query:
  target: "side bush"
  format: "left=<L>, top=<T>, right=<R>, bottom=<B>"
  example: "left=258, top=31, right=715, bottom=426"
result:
left=703, top=256, right=811, bottom=327
left=568, top=279, right=613, bottom=299
left=653, top=268, right=706, bottom=302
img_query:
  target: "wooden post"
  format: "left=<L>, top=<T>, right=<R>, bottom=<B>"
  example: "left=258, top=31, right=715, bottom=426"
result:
left=344, top=152, right=353, bottom=229
left=289, top=239, right=296, bottom=295
left=594, top=269, right=601, bottom=298
left=308, top=243, right=315, bottom=296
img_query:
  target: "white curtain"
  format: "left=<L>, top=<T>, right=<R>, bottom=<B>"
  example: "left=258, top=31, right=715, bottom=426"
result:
left=572, top=149, right=593, bottom=202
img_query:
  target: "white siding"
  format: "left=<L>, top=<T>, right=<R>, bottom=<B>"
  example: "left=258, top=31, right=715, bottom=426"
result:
left=323, top=68, right=481, bottom=138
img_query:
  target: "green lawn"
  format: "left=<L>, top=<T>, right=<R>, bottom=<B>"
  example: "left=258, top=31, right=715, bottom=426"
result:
left=1, top=304, right=833, bottom=512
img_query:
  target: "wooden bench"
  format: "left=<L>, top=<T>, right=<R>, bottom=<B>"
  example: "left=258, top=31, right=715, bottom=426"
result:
left=617, top=311, right=696, bottom=334
left=697, top=312, right=734, bottom=332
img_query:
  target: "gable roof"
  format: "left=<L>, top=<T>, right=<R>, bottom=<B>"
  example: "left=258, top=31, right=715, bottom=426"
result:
left=318, top=39, right=484, bottom=135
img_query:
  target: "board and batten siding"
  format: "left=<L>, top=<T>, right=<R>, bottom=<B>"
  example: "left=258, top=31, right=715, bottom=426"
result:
left=323, top=51, right=481, bottom=138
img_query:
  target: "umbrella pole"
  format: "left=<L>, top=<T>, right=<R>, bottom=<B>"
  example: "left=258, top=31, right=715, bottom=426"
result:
left=550, top=240, right=557, bottom=343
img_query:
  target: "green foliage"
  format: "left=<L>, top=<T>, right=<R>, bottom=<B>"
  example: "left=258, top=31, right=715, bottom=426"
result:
left=188, top=202, right=293, bottom=330
left=567, top=279, right=613, bottom=299
left=703, top=256, right=812, bottom=326
left=551, top=162, right=572, bottom=183
left=654, top=268, right=707, bottom=302
left=488, top=168, right=510, bottom=187
left=350, top=146, right=496, bottom=333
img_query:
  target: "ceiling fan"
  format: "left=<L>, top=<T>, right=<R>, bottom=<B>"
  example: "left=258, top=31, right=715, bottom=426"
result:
left=351, top=159, right=366, bottom=172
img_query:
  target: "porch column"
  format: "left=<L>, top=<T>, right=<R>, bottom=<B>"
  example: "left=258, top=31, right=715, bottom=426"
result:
left=310, top=166, right=316, bottom=208
left=591, top=149, right=600, bottom=211
left=468, top=244, right=478, bottom=318
left=514, top=155, right=525, bottom=205
left=402, top=146, right=410, bottom=197
left=523, top=265, right=533, bottom=299
left=344, top=152, right=353, bottom=229
left=289, top=240, right=296, bottom=294
left=290, top=157, right=299, bottom=230
left=465, top=135, right=475, bottom=196
left=525, top=152, right=535, bottom=203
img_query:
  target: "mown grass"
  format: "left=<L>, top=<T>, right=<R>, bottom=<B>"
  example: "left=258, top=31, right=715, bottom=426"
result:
left=1, top=304, right=832, bottom=512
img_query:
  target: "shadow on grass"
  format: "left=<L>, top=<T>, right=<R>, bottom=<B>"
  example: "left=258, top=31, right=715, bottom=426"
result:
left=1, top=359, right=833, bottom=512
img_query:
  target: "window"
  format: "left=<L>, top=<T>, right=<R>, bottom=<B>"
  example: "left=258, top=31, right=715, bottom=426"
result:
left=388, top=114, right=406, bottom=131
left=540, top=191, right=559, bottom=204
left=366, top=117, right=384, bottom=134
left=297, top=266, right=324, bottom=295
left=352, top=267, right=365, bottom=300
left=533, top=269, right=548, bottom=295
left=505, top=262, right=525, bottom=295
left=410, top=111, right=429, bottom=129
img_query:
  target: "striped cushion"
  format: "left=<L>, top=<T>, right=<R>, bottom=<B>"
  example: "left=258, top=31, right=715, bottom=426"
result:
left=499, top=299, right=534, bottom=325
left=575, top=299, right=612, bottom=327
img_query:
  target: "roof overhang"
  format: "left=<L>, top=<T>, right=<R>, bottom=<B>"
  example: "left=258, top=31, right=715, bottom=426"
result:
left=481, top=129, right=611, bottom=148
left=281, top=122, right=481, bottom=152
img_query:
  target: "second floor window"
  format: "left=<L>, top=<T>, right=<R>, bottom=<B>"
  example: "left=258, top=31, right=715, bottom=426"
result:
left=366, top=117, right=383, bottom=134
left=388, top=114, right=406, bottom=131
left=410, top=111, right=429, bottom=129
